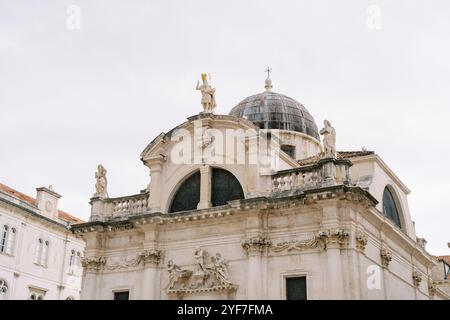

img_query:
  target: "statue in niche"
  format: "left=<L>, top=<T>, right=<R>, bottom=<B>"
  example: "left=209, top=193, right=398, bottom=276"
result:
left=320, top=120, right=336, bottom=156
left=196, top=73, right=216, bottom=113
left=94, top=164, right=108, bottom=198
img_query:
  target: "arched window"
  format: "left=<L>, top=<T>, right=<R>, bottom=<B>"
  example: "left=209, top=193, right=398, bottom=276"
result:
left=66, top=296, right=74, bottom=300
left=211, top=168, right=244, bottom=207
left=0, top=279, right=8, bottom=300
left=382, top=187, right=402, bottom=228
left=68, top=250, right=76, bottom=274
left=169, top=171, right=201, bottom=213
left=169, top=168, right=244, bottom=213
left=0, top=225, right=9, bottom=253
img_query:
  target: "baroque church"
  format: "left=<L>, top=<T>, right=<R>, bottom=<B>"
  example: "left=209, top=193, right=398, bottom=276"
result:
left=73, top=74, right=449, bottom=300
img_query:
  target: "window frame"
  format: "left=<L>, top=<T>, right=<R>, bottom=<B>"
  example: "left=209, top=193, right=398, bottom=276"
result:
left=112, top=288, right=130, bottom=300
left=281, top=270, right=309, bottom=300
left=382, top=185, right=404, bottom=229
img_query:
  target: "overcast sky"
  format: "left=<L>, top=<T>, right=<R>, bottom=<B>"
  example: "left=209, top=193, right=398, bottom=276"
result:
left=1, top=0, right=449, bottom=255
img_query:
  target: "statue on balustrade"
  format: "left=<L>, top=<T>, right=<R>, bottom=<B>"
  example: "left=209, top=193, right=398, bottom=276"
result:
left=93, top=164, right=108, bottom=198
left=320, top=120, right=336, bottom=157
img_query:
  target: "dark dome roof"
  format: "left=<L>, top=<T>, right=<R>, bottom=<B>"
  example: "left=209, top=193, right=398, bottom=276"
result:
left=229, top=85, right=319, bottom=140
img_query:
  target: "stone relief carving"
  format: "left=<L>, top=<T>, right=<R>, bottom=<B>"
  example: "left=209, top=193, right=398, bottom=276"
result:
left=355, top=231, right=368, bottom=252
left=93, top=164, right=108, bottom=198
left=412, top=270, right=423, bottom=287
left=241, top=235, right=272, bottom=255
left=271, top=229, right=349, bottom=253
left=272, top=232, right=319, bottom=252
left=82, top=249, right=162, bottom=272
left=380, top=247, right=392, bottom=268
left=165, top=249, right=237, bottom=295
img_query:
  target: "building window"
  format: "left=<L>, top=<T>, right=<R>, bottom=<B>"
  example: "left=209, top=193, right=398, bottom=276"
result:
left=114, top=291, right=129, bottom=300
left=0, top=225, right=9, bottom=253
left=382, top=187, right=402, bottom=228
left=66, top=296, right=74, bottom=300
left=5, top=228, right=16, bottom=255
left=29, top=288, right=46, bottom=300
left=169, top=171, right=201, bottom=213
left=34, top=238, right=49, bottom=267
left=286, top=276, right=307, bottom=300
left=211, top=168, right=244, bottom=207
left=0, top=279, right=8, bottom=300
left=68, top=249, right=76, bottom=274
left=281, top=145, right=296, bottom=159
left=169, top=168, right=245, bottom=213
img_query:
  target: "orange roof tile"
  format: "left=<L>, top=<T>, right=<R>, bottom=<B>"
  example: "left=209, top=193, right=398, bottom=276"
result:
left=0, top=182, right=84, bottom=224
left=437, top=256, right=450, bottom=265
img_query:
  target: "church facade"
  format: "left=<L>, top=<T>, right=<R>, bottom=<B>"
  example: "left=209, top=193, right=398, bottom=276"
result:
left=72, top=76, right=448, bottom=300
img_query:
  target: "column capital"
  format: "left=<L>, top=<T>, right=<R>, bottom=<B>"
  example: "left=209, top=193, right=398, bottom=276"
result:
left=241, top=235, right=272, bottom=256
left=140, top=249, right=163, bottom=266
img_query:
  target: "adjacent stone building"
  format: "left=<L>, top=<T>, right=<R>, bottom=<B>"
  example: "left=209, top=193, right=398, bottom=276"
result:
left=0, top=183, right=85, bottom=300
left=72, top=76, right=449, bottom=300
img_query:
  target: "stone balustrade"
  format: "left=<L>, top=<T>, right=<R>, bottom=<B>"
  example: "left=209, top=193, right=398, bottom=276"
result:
left=272, top=157, right=352, bottom=193
left=110, top=193, right=149, bottom=216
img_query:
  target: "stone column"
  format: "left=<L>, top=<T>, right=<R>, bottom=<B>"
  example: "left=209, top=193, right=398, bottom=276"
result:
left=241, top=235, right=271, bottom=300
left=80, top=257, right=106, bottom=300
left=141, top=249, right=162, bottom=299
left=144, top=155, right=165, bottom=212
left=320, top=205, right=347, bottom=299
left=197, top=165, right=212, bottom=209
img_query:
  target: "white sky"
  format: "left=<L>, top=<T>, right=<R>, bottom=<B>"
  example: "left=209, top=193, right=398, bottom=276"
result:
left=1, top=0, right=449, bottom=255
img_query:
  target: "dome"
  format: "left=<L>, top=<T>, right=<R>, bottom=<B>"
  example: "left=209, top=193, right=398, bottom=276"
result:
left=228, top=79, right=320, bottom=140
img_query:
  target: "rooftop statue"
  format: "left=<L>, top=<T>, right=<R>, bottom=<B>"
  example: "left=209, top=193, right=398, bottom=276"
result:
left=94, top=164, right=108, bottom=198
left=320, top=120, right=336, bottom=157
left=196, top=73, right=216, bottom=113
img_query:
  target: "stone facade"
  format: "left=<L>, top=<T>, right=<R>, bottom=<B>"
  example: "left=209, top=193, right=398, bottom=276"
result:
left=0, top=184, right=85, bottom=300
left=72, top=81, right=448, bottom=300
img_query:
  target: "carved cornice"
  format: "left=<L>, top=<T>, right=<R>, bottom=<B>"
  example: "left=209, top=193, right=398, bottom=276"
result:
left=355, top=231, right=368, bottom=252
left=380, top=247, right=392, bottom=268
left=241, top=235, right=272, bottom=256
